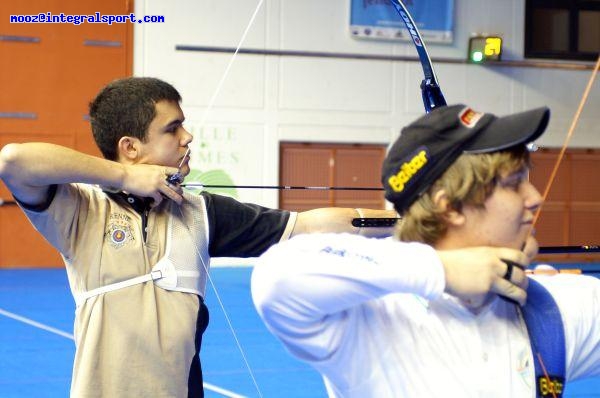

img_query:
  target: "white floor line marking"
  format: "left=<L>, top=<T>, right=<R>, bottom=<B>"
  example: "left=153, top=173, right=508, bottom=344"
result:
left=0, top=306, right=247, bottom=397
left=203, top=382, right=248, bottom=398
left=0, top=307, right=74, bottom=339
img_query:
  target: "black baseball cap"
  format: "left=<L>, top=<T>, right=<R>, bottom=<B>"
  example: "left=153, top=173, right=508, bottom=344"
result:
left=381, top=104, right=550, bottom=214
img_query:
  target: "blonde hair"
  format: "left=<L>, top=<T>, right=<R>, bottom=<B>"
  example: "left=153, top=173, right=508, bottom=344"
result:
left=396, top=146, right=529, bottom=244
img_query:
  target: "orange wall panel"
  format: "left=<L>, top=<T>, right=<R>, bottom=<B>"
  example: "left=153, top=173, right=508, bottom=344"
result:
left=0, top=0, right=132, bottom=267
left=0, top=205, right=63, bottom=268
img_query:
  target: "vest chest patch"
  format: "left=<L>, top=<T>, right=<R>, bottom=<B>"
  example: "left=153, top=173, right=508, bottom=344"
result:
left=106, top=213, right=135, bottom=249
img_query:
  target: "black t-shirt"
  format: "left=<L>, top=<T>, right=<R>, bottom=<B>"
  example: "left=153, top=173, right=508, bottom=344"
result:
left=201, top=192, right=292, bottom=257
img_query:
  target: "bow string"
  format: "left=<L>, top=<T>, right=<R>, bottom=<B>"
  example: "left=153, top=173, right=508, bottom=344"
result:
left=178, top=1, right=267, bottom=397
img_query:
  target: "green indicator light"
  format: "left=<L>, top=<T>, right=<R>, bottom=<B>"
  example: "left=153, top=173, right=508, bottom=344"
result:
left=468, top=36, right=503, bottom=62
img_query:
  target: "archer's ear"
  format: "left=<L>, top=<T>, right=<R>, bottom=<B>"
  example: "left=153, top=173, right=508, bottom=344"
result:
left=117, top=136, right=141, bottom=163
left=432, top=189, right=465, bottom=226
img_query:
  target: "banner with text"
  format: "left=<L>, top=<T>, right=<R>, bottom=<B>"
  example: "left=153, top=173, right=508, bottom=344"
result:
left=350, top=0, right=454, bottom=44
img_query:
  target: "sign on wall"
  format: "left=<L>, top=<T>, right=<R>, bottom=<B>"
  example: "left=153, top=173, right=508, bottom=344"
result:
left=184, top=123, right=265, bottom=204
left=350, top=0, right=454, bottom=44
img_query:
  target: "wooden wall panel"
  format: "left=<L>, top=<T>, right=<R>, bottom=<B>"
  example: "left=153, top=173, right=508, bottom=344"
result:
left=570, top=205, right=600, bottom=245
left=279, top=146, right=332, bottom=211
left=279, top=143, right=386, bottom=211
left=529, top=150, right=570, bottom=201
left=0, top=134, right=74, bottom=200
left=279, top=145, right=600, bottom=262
left=0, top=206, right=62, bottom=267
left=334, top=147, right=385, bottom=209
left=534, top=203, right=570, bottom=247
left=531, top=149, right=600, bottom=262
left=571, top=153, right=600, bottom=201
left=0, top=0, right=133, bottom=267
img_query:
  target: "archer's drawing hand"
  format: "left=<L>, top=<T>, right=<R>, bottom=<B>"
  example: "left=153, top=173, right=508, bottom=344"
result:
left=121, top=164, right=184, bottom=206
left=437, top=246, right=530, bottom=308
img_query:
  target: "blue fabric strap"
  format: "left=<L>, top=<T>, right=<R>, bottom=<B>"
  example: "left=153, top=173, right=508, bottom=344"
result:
left=520, top=278, right=566, bottom=397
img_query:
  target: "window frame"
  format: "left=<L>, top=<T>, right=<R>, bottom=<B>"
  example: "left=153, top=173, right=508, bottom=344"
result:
left=525, top=0, right=600, bottom=61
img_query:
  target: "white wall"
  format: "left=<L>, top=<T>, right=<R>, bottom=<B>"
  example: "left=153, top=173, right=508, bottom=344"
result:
left=133, top=0, right=599, bottom=208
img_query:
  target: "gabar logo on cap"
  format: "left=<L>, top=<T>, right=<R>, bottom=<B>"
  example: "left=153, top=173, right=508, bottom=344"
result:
left=381, top=104, right=550, bottom=215
left=387, top=147, right=429, bottom=193
left=459, top=107, right=484, bottom=128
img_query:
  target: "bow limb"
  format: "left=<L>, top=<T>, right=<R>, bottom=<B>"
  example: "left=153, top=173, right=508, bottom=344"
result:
left=352, top=1, right=447, bottom=229
left=389, top=0, right=447, bottom=112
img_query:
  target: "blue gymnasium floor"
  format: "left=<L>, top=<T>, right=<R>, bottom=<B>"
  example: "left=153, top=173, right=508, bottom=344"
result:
left=1, top=266, right=600, bottom=398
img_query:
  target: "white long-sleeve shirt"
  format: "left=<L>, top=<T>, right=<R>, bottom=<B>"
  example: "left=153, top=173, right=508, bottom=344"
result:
left=251, top=233, right=600, bottom=398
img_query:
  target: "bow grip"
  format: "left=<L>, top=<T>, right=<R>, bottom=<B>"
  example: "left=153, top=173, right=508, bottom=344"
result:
left=166, top=172, right=183, bottom=185
left=420, top=79, right=447, bottom=113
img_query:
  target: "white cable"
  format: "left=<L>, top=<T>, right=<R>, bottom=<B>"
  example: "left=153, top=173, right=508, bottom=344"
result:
left=180, top=3, right=267, bottom=396
left=196, top=0, right=265, bottom=129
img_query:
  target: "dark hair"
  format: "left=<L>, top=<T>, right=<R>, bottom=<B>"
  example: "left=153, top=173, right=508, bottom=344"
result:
left=89, top=77, right=182, bottom=160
